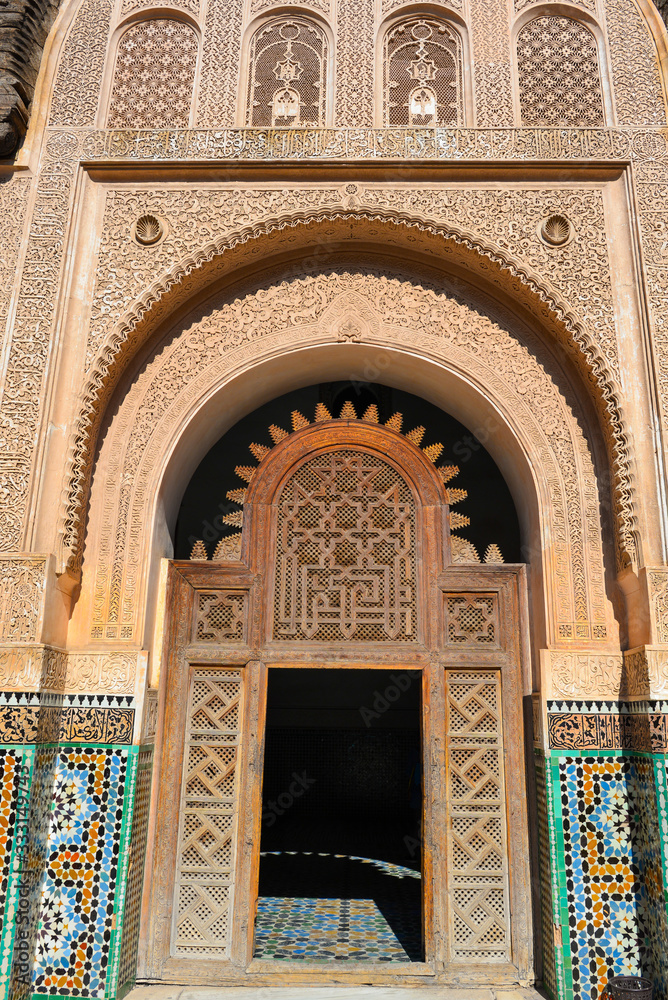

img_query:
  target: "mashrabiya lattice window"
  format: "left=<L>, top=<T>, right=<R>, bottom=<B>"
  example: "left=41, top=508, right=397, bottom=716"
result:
left=516, top=15, right=605, bottom=126
left=383, top=16, right=464, bottom=126
left=273, top=450, right=417, bottom=642
left=245, top=17, right=328, bottom=126
left=106, top=18, right=198, bottom=129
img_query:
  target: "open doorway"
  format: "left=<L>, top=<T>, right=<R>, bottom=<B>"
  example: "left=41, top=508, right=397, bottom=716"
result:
left=254, top=667, right=423, bottom=962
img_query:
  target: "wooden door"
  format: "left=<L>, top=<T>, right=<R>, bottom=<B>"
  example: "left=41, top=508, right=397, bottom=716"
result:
left=144, top=416, right=532, bottom=986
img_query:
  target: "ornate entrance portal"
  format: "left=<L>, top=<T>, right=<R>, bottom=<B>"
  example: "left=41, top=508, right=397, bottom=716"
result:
left=146, top=408, right=532, bottom=986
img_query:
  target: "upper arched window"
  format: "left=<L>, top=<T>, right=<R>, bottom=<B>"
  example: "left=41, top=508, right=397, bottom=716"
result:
left=516, top=15, right=605, bottom=126
left=107, top=18, right=198, bottom=128
left=245, top=16, right=328, bottom=127
left=382, top=16, right=464, bottom=127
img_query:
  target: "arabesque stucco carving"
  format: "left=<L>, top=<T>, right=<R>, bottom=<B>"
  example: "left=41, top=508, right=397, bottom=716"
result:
left=58, top=187, right=636, bottom=587
left=80, top=259, right=614, bottom=650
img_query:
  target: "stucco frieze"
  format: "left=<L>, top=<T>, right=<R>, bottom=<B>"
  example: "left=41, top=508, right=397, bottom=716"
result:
left=57, top=125, right=668, bottom=162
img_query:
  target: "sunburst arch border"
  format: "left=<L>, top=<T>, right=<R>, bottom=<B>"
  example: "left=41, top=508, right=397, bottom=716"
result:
left=188, top=401, right=504, bottom=565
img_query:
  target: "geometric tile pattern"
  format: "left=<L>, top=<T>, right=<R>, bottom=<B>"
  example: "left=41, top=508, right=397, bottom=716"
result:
left=254, top=852, right=422, bottom=961
left=630, top=758, right=668, bottom=1000
left=32, top=748, right=129, bottom=998
left=534, top=753, right=558, bottom=1000
left=557, top=756, right=664, bottom=1000
left=0, top=746, right=33, bottom=997
left=10, top=746, right=59, bottom=1000
left=254, top=895, right=421, bottom=961
left=116, top=749, right=152, bottom=995
left=0, top=747, right=30, bottom=876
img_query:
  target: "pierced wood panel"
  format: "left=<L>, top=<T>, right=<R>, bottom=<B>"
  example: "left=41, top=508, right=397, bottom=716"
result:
left=173, top=669, right=243, bottom=956
left=445, top=594, right=499, bottom=646
left=194, top=591, right=246, bottom=642
left=445, top=670, right=511, bottom=962
left=272, top=450, right=417, bottom=642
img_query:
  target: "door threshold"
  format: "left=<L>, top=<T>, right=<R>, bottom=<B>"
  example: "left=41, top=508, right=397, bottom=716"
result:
left=129, top=984, right=545, bottom=999
left=247, top=959, right=435, bottom=975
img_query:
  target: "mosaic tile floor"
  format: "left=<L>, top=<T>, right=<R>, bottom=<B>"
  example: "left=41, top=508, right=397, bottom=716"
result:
left=254, top=851, right=422, bottom=962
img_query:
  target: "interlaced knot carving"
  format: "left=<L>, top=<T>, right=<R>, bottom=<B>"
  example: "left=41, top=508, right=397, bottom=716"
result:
left=517, top=16, right=605, bottom=127
left=246, top=18, right=327, bottom=126
left=106, top=19, right=198, bottom=129
left=383, top=17, right=463, bottom=126
left=273, top=451, right=416, bottom=642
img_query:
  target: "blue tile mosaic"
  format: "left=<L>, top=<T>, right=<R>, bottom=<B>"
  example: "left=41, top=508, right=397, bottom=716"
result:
left=557, top=756, right=668, bottom=1000
left=254, top=852, right=422, bottom=962
left=32, top=748, right=129, bottom=999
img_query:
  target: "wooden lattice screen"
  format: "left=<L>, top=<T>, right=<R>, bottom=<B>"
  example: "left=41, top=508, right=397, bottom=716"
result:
left=445, top=670, right=510, bottom=961
left=149, top=420, right=531, bottom=984
left=273, top=450, right=417, bottom=641
left=173, top=669, right=244, bottom=955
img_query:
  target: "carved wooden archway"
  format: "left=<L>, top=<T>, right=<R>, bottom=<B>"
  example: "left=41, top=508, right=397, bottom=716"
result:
left=146, top=414, right=532, bottom=986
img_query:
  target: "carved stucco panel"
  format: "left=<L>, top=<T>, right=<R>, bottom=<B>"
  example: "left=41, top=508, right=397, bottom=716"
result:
left=196, top=0, right=243, bottom=126
left=0, top=645, right=142, bottom=695
left=0, top=645, right=67, bottom=691
left=251, top=0, right=329, bottom=12
left=87, top=187, right=342, bottom=370
left=335, top=0, right=374, bottom=126
left=549, top=650, right=625, bottom=698
left=0, top=176, right=32, bottom=548
left=48, top=0, right=114, bottom=126
left=0, top=177, right=31, bottom=341
left=634, top=162, right=668, bottom=461
left=0, top=557, right=48, bottom=643
left=87, top=185, right=617, bottom=381
left=550, top=645, right=668, bottom=698
left=68, top=185, right=634, bottom=585
left=514, top=0, right=595, bottom=12
left=648, top=567, right=668, bottom=644
left=122, top=0, right=200, bottom=15
left=644, top=646, right=668, bottom=693
left=84, top=265, right=611, bottom=648
left=358, top=187, right=617, bottom=372
left=470, top=0, right=513, bottom=125
left=0, top=137, right=79, bottom=552
left=383, top=0, right=461, bottom=11
left=604, top=0, right=666, bottom=125
left=65, top=650, right=141, bottom=694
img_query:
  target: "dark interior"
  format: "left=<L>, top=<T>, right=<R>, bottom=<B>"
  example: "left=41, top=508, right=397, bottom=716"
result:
left=255, top=668, right=424, bottom=962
